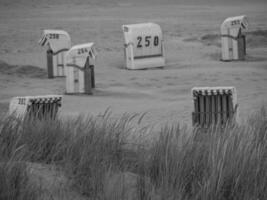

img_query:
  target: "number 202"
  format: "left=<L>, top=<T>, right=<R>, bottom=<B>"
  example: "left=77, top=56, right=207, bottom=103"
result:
left=18, top=98, right=26, bottom=105
left=137, top=36, right=159, bottom=48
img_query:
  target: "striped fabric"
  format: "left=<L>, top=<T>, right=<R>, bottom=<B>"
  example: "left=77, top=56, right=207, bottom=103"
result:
left=29, top=96, right=62, bottom=104
left=192, top=87, right=234, bottom=96
left=26, top=95, right=62, bottom=120
left=38, top=35, right=48, bottom=46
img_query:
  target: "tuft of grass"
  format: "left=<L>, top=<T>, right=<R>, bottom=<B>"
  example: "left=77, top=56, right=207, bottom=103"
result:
left=0, top=108, right=266, bottom=199
left=63, top=113, right=137, bottom=198
left=0, top=161, right=38, bottom=200
left=146, top=108, right=267, bottom=199
left=0, top=111, right=143, bottom=199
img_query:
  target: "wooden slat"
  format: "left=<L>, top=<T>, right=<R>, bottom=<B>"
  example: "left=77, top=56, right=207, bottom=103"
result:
left=34, top=103, right=39, bottom=119
left=205, top=95, right=210, bottom=127
left=40, top=104, right=44, bottom=119
left=228, top=94, right=234, bottom=121
left=90, top=65, right=95, bottom=88
left=27, top=105, right=33, bottom=119
left=217, top=94, right=222, bottom=126
left=46, top=50, right=54, bottom=78
left=199, top=94, right=205, bottom=126
left=84, top=57, right=92, bottom=95
left=211, top=94, right=216, bottom=125
left=222, top=94, right=228, bottom=124
left=32, top=103, right=37, bottom=118
left=44, top=103, right=49, bottom=118
left=73, top=59, right=79, bottom=93
left=50, top=103, right=54, bottom=119
left=193, top=95, right=200, bottom=125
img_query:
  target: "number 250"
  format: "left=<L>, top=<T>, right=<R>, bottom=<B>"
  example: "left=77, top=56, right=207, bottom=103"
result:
left=137, top=36, right=159, bottom=48
left=49, top=33, right=59, bottom=39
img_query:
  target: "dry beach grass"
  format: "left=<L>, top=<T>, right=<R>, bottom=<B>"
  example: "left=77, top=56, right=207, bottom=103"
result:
left=0, top=108, right=266, bottom=199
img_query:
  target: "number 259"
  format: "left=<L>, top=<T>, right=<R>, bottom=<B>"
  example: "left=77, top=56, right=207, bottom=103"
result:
left=77, top=48, right=88, bottom=55
left=137, top=36, right=159, bottom=48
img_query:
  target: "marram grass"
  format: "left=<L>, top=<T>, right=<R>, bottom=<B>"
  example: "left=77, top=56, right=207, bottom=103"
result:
left=0, top=108, right=266, bottom=200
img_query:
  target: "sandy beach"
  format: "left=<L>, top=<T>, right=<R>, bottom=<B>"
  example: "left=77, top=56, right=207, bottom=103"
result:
left=0, top=0, right=266, bottom=127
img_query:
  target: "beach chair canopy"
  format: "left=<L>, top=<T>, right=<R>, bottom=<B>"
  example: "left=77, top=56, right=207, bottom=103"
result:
left=221, top=15, right=248, bottom=37
left=65, top=43, right=96, bottom=68
left=9, top=95, right=62, bottom=119
left=122, top=23, right=163, bottom=58
left=39, top=30, right=71, bottom=54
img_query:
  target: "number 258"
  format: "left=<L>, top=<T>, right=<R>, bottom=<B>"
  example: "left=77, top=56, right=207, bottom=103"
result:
left=49, top=33, right=59, bottom=39
left=137, top=36, right=159, bottom=48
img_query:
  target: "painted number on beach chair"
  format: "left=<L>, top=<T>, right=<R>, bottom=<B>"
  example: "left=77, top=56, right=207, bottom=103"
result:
left=18, top=98, right=26, bottom=105
left=77, top=48, right=89, bottom=55
left=136, top=36, right=159, bottom=48
left=231, top=20, right=240, bottom=26
left=49, top=33, right=60, bottom=39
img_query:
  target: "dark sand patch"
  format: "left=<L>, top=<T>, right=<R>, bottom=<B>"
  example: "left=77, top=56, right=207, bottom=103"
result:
left=246, top=30, right=267, bottom=48
left=0, top=60, right=47, bottom=78
left=184, top=29, right=267, bottom=49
